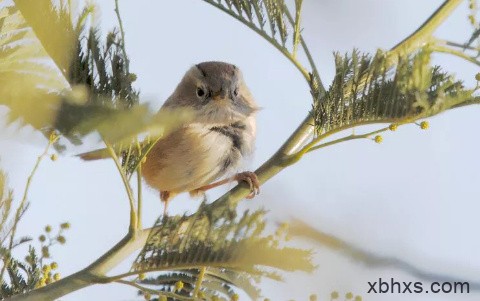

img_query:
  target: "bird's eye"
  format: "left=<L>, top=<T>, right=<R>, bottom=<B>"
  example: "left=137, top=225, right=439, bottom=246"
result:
left=196, top=87, right=205, bottom=98
left=233, top=88, right=239, bottom=97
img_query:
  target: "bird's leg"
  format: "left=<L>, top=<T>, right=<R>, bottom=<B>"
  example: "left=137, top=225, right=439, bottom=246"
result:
left=193, top=171, right=260, bottom=199
left=160, top=191, right=171, bottom=216
left=194, top=178, right=232, bottom=191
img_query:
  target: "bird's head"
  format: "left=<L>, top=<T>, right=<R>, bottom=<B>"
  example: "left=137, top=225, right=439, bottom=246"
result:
left=163, top=61, right=258, bottom=125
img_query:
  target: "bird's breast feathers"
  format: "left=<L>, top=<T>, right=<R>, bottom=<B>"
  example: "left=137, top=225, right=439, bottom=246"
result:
left=142, top=118, right=255, bottom=193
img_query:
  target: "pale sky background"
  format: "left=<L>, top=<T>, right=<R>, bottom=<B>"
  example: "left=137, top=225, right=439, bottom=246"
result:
left=1, top=1, right=480, bottom=300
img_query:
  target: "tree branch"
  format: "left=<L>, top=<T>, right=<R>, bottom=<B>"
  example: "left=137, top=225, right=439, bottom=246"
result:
left=432, top=44, right=480, bottom=66
left=8, top=229, right=150, bottom=301
left=104, top=140, right=138, bottom=232
left=389, top=0, right=463, bottom=59
left=283, top=0, right=462, bottom=165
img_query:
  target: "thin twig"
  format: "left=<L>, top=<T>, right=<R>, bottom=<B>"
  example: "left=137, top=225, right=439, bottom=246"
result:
left=135, top=139, right=143, bottom=229
left=202, top=0, right=311, bottom=82
left=124, top=145, right=133, bottom=173
left=127, top=136, right=161, bottom=181
left=104, top=140, right=137, bottom=232
left=137, top=167, right=142, bottom=230
left=106, top=258, right=276, bottom=282
left=1, top=133, right=56, bottom=280
left=114, top=0, right=130, bottom=74
left=115, top=279, right=193, bottom=301
left=444, top=40, right=479, bottom=51
left=432, top=44, right=480, bottom=66
left=115, top=279, right=157, bottom=294
left=306, top=127, right=389, bottom=153
left=192, top=267, right=206, bottom=298
left=389, top=0, right=463, bottom=61
left=284, top=118, right=414, bottom=166
left=283, top=6, right=325, bottom=94
left=292, top=0, right=302, bottom=58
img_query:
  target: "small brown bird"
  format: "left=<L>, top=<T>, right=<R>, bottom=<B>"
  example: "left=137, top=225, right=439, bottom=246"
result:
left=80, top=62, right=260, bottom=211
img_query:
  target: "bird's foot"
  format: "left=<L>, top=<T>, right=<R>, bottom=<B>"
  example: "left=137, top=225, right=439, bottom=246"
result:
left=191, top=171, right=260, bottom=199
left=234, top=171, right=260, bottom=199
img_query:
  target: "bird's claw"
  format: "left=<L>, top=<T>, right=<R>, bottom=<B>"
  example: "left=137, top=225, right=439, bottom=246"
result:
left=234, top=171, right=260, bottom=199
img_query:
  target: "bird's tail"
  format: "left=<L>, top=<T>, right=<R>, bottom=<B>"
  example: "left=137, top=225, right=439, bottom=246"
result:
left=77, top=148, right=111, bottom=161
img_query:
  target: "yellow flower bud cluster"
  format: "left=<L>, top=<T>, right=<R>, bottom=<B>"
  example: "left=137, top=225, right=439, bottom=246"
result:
left=38, top=222, right=71, bottom=273
left=36, top=262, right=60, bottom=288
left=419, top=121, right=429, bottom=130
left=374, top=135, right=383, bottom=144
left=468, top=0, right=478, bottom=27
left=174, top=280, right=184, bottom=292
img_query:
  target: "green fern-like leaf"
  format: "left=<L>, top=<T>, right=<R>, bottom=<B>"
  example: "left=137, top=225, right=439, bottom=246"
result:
left=53, top=22, right=144, bottom=142
left=203, top=0, right=324, bottom=108
left=0, top=247, right=41, bottom=299
left=202, top=0, right=301, bottom=59
left=136, top=269, right=256, bottom=300
left=0, top=1, right=156, bottom=147
left=133, top=203, right=313, bottom=299
left=313, top=48, right=477, bottom=134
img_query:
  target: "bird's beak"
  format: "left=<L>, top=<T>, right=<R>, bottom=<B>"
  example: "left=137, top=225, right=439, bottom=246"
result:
left=212, top=96, right=227, bottom=102
left=212, top=90, right=227, bottom=102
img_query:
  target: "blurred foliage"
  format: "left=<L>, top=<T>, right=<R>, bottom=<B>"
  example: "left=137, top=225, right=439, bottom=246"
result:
left=12, top=0, right=77, bottom=76
left=57, top=23, right=141, bottom=141
left=0, top=1, right=69, bottom=130
left=132, top=203, right=313, bottom=300
left=290, top=219, right=480, bottom=292
left=0, top=0, right=190, bottom=150
left=77, top=106, right=193, bottom=177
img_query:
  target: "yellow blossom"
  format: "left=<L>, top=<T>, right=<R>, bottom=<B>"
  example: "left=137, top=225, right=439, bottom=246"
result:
left=420, top=121, right=429, bottom=130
